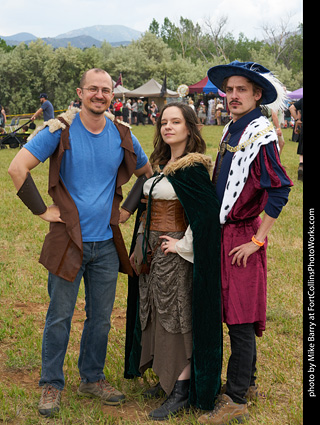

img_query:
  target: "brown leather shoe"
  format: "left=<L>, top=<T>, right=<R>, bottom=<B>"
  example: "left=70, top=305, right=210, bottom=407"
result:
left=198, top=394, right=249, bottom=424
left=220, top=383, right=261, bottom=402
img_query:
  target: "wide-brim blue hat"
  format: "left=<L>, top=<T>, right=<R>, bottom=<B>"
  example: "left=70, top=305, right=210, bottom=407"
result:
left=208, top=61, right=286, bottom=108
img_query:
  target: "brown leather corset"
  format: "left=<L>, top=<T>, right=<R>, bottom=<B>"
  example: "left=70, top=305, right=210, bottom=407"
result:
left=141, top=198, right=188, bottom=232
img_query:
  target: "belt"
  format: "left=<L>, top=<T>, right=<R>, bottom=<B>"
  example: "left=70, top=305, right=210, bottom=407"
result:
left=141, top=198, right=188, bottom=232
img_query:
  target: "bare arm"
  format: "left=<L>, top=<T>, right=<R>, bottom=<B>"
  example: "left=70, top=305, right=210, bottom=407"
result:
left=289, top=104, right=299, bottom=121
left=31, top=107, right=43, bottom=121
left=8, top=148, right=41, bottom=190
left=133, top=161, right=153, bottom=178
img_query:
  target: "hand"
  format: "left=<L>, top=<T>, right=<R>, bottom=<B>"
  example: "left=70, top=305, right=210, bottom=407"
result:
left=294, top=120, right=302, bottom=134
left=119, top=208, right=131, bottom=224
left=39, top=204, right=64, bottom=223
left=228, top=241, right=260, bottom=268
left=129, top=252, right=139, bottom=275
left=159, top=235, right=178, bottom=255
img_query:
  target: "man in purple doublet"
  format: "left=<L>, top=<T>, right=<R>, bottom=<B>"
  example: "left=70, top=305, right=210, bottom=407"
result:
left=198, top=62, right=293, bottom=425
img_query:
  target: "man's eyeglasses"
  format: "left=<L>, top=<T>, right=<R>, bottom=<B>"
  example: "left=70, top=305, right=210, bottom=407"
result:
left=81, top=87, right=113, bottom=96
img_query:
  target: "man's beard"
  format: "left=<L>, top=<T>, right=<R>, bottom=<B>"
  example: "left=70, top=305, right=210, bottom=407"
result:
left=89, top=107, right=107, bottom=115
left=88, top=98, right=108, bottom=115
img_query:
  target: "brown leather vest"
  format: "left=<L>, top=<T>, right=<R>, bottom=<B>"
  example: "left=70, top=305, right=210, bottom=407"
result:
left=39, top=116, right=136, bottom=282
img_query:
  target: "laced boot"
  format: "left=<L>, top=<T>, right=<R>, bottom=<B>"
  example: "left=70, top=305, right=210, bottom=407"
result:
left=77, top=379, right=125, bottom=405
left=198, top=394, right=249, bottom=424
left=38, top=384, right=62, bottom=417
left=148, top=379, right=189, bottom=421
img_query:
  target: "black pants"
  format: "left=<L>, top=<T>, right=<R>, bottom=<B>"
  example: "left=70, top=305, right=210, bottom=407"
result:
left=136, top=112, right=145, bottom=125
left=226, top=323, right=257, bottom=404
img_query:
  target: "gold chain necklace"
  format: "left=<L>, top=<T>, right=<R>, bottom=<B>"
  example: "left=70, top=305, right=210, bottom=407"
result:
left=219, top=122, right=274, bottom=155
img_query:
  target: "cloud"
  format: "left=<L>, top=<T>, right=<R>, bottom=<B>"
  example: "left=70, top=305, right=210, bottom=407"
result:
left=0, top=0, right=302, bottom=39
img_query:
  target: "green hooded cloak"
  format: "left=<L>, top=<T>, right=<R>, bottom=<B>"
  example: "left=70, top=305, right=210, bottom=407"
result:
left=124, top=153, right=222, bottom=410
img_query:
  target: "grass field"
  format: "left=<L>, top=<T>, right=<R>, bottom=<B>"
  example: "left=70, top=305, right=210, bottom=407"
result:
left=0, top=122, right=303, bottom=424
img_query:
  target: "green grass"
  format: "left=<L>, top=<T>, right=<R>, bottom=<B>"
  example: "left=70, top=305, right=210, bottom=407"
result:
left=0, top=123, right=302, bottom=424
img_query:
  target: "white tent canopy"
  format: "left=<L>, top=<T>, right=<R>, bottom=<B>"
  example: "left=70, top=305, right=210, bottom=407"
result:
left=112, top=80, right=130, bottom=95
left=124, top=78, right=178, bottom=98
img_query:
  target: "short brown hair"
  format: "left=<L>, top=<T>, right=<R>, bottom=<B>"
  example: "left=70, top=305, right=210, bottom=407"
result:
left=79, top=68, right=114, bottom=90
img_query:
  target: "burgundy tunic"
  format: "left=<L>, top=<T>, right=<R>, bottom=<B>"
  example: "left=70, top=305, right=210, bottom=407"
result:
left=220, top=143, right=292, bottom=336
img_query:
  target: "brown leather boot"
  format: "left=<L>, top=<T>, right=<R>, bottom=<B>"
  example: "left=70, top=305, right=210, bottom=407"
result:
left=198, top=394, right=249, bottom=424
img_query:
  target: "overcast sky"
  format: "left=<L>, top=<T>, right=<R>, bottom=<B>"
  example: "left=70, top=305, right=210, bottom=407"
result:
left=1, top=0, right=302, bottom=40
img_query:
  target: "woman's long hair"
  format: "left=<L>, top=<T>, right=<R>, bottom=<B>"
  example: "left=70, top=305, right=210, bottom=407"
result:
left=149, top=102, right=206, bottom=169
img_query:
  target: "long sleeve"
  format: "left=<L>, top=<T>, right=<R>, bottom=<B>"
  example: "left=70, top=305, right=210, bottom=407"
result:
left=259, top=143, right=293, bottom=218
left=175, top=225, right=194, bottom=263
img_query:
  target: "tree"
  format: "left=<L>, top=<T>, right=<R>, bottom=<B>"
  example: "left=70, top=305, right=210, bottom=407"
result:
left=0, top=16, right=303, bottom=115
left=148, top=19, right=160, bottom=37
left=0, top=38, right=15, bottom=52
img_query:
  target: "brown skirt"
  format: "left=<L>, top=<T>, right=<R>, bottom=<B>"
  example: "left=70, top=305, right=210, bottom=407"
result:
left=138, top=230, right=193, bottom=395
left=139, top=307, right=193, bottom=396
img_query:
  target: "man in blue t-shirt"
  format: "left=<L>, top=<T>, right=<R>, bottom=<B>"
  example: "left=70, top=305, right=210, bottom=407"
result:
left=8, top=68, right=152, bottom=418
left=31, top=93, right=55, bottom=122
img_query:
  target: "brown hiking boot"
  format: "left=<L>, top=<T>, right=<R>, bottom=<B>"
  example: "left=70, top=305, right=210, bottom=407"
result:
left=77, top=379, right=125, bottom=405
left=220, top=383, right=261, bottom=402
left=38, top=384, right=62, bottom=417
left=198, top=394, right=249, bottom=424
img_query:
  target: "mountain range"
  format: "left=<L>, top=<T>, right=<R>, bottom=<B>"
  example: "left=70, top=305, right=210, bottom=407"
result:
left=0, top=25, right=142, bottom=48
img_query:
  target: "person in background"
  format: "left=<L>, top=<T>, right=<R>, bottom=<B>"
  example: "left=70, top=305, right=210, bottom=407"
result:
left=188, top=99, right=195, bottom=112
left=215, top=100, right=224, bottom=126
left=8, top=68, right=152, bottom=418
left=149, top=100, right=158, bottom=125
left=136, top=99, right=145, bottom=126
left=0, top=103, right=7, bottom=129
left=197, top=101, right=207, bottom=124
left=289, top=98, right=303, bottom=181
left=31, top=93, right=54, bottom=122
left=198, top=61, right=293, bottom=425
left=126, top=99, right=132, bottom=124
left=131, top=99, right=138, bottom=125
left=113, top=98, right=123, bottom=121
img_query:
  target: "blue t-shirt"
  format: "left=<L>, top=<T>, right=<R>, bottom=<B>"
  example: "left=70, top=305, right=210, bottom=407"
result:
left=41, top=100, right=55, bottom=121
left=24, top=113, right=148, bottom=241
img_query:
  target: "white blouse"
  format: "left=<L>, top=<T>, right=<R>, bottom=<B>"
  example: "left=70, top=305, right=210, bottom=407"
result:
left=141, top=175, right=194, bottom=263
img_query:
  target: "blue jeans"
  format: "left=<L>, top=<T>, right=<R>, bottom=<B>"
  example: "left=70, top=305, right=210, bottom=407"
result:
left=39, top=240, right=119, bottom=391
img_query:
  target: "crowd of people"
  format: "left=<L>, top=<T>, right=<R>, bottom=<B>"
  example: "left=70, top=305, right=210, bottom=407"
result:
left=6, top=62, right=301, bottom=424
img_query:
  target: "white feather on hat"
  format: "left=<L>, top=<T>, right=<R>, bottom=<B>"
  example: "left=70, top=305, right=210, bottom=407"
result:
left=259, top=71, right=289, bottom=112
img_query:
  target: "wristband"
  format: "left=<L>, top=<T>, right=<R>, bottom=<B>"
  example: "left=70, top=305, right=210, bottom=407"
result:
left=251, top=235, right=265, bottom=247
left=121, top=174, right=148, bottom=214
left=17, top=172, right=47, bottom=215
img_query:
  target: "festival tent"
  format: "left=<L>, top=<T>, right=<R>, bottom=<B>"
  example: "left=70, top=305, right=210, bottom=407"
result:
left=112, top=80, right=130, bottom=95
left=287, top=88, right=303, bottom=100
left=188, top=76, right=225, bottom=96
left=203, top=78, right=218, bottom=94
left=124, top=78, right=179, bottom=98
left=188, top=76, right=209, bottom=93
